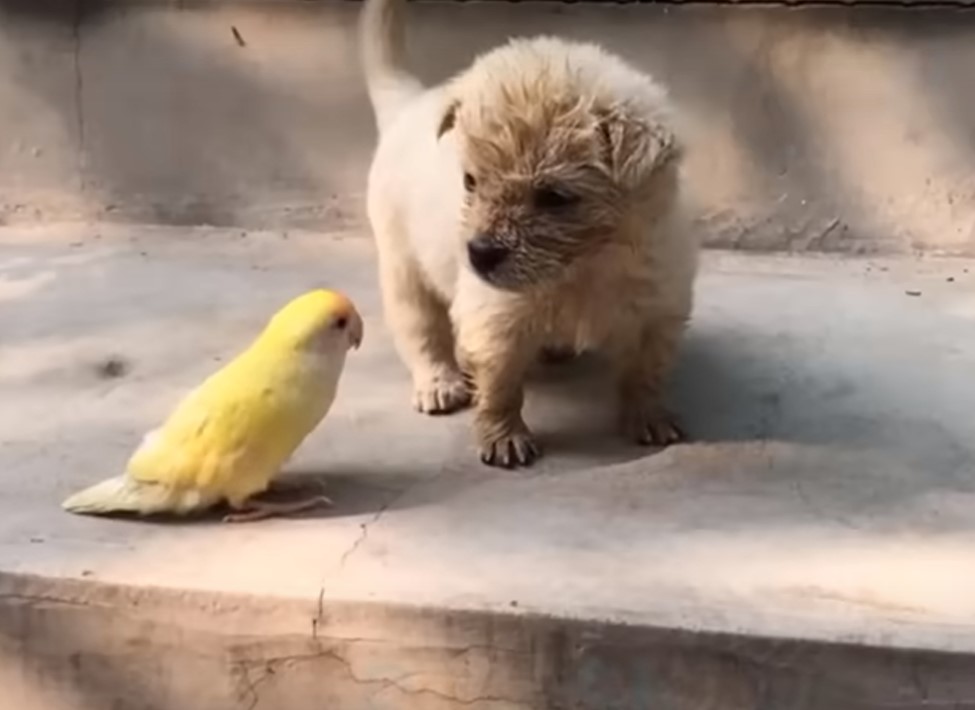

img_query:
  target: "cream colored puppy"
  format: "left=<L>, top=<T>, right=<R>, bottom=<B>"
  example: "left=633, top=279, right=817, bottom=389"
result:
left=359, top=0, right=698, bottom=468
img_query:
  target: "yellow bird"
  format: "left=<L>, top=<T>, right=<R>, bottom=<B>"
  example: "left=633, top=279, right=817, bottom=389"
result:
left=62, top=289, right=363, bottom=522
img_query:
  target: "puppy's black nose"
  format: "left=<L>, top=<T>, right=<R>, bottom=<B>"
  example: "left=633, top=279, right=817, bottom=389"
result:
left=467, top=236, right=508, bottom=275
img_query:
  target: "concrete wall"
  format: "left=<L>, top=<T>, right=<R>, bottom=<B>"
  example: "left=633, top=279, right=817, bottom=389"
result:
left=2, top=1, right=975, bottom=254
left=4, top=574, right=975, bottom=710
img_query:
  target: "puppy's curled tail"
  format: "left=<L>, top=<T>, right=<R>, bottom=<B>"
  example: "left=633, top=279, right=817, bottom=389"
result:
left=359, top=0, right=424, bottom=132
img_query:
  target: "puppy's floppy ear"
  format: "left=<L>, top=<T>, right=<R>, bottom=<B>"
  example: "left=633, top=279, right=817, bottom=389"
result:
left=437, top=100, right=460, bottom=140
left=596, top=107, right=681, bottom=189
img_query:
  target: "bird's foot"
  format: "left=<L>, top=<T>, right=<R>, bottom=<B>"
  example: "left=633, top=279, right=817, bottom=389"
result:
left=222, top=494, right=333, bottom=523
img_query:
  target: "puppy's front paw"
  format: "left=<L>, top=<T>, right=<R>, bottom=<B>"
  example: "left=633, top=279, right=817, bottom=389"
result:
left=621, top=402, right=686, bottom=447
left=478, top=424, right=541, bottom=469
left=412, top=371, right=472, bottom=415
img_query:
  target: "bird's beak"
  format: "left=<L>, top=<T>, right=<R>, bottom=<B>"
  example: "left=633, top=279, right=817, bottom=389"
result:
left=349, top=315, right=364, bottom=351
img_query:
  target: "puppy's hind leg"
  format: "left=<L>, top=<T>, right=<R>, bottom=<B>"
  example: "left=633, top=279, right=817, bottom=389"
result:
left=378, top=255, right=471, bottom=415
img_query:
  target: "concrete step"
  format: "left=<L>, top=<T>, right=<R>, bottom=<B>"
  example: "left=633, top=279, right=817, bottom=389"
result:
left=2, top=1, right=975, bottom=254
left=2, top=224, right=975, bottom=708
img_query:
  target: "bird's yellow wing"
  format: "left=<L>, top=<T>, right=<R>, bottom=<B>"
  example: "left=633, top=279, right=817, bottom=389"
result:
left=126, top=355, right=315, bottom=499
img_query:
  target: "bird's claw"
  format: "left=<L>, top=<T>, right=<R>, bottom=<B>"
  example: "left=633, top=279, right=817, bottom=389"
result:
left=222, top=494, right=334, bottom=523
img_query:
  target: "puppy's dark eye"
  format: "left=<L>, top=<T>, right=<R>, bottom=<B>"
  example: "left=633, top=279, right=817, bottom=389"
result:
left=533, top=186, right=578, bottom=210
left=335, top=316, right=348, bottom=330
left=463, top=172, right=477, bottom=192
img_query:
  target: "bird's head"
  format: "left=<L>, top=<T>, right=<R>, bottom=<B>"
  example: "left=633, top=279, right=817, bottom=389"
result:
left=261, top=289, right=364, bottom=355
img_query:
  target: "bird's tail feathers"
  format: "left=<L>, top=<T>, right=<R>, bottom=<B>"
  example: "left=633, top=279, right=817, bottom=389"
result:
left=62, top=476, right=189, bottom=516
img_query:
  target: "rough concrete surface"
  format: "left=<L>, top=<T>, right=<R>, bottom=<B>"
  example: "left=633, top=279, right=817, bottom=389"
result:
left=2, top=224, right=975, bottom=708
left=2, top=2, right=975, bottom=253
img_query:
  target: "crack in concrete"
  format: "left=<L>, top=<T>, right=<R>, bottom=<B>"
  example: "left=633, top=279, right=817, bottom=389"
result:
left=909, top=657, right=931, bottom=704
left=792, top=475, right=862, bottom=532
left=311, top=586, right=325, bottom=640
left=311, top=483, right=415, bottom=638
left=236, top=663, right=262, bottom=710
left=72, top=0, right=86, bottom=193
left=235, top=657, right=286, bottom=710
left=239, top=648, right=532, bottom=709
left=337, top=515, right=375, bottom=572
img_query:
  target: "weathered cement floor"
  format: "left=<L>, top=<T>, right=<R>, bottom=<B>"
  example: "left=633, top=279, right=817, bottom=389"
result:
left=2, top=224, right=975, bottom=704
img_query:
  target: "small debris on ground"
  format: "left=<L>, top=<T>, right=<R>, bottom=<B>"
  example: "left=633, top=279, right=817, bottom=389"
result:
left=905, top=290, right=922, bottom=297
left=231, top=26, right=246, bottom=47
left=96, top=356, right=129, bottom=379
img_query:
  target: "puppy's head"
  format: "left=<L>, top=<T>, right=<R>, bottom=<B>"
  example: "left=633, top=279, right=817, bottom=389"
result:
left=439, top=45, right=680, bottom=291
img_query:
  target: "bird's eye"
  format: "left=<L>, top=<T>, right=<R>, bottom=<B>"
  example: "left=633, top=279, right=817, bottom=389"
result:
left=335, top=316, right=348, bottom=330
left=533, top=186, right=578, bottom=210
left=463, top=172, right=477, bottom=192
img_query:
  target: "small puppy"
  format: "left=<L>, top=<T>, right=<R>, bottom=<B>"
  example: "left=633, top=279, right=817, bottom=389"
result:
left=359, top=0, right=698, bottom=468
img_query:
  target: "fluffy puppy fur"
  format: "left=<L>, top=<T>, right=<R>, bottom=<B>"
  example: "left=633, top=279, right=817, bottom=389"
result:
left=359, top=0, right=698, bottom=468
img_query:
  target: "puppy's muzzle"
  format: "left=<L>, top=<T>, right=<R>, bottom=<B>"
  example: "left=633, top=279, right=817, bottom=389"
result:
left=467, top=235, right=509, bottom=277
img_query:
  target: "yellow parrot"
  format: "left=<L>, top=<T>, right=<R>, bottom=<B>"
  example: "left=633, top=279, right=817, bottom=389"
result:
left=62, top=288, right=363, bottom=523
